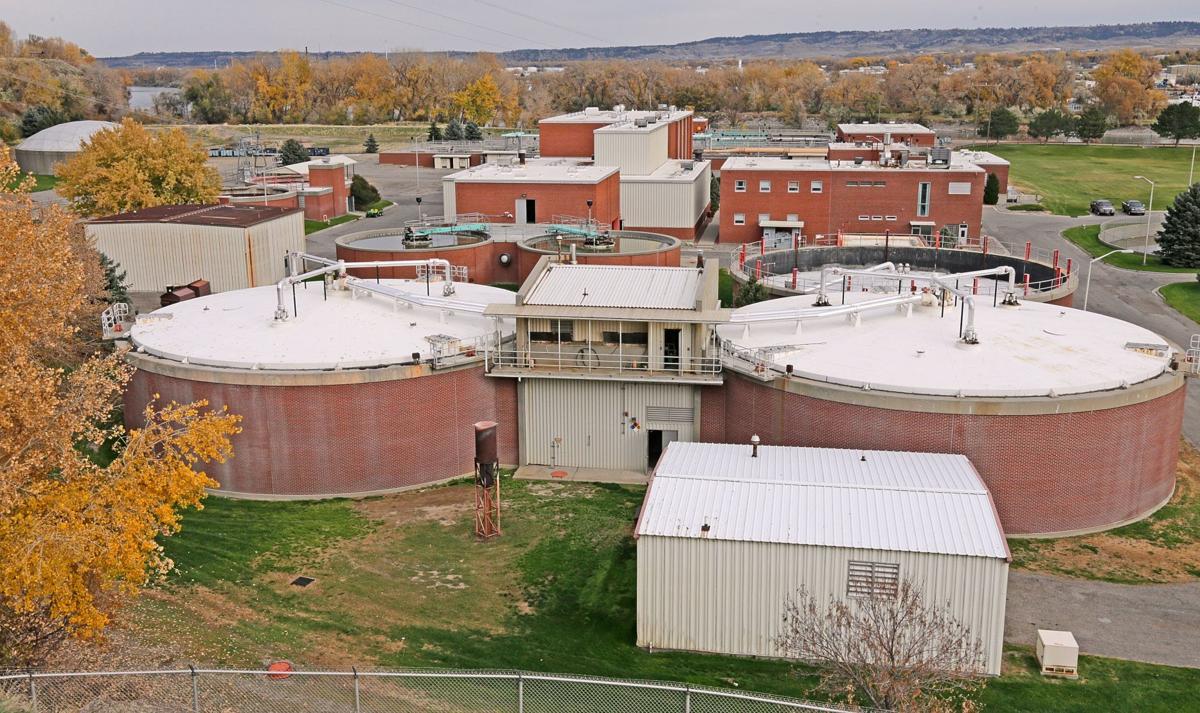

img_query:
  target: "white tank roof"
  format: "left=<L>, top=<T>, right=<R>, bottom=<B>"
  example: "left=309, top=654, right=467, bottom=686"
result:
left=18, top=120, right=117, bottom=152
left=720, top=294, right=1172, bottom=398
left=130, top=280, right=515, bottom=371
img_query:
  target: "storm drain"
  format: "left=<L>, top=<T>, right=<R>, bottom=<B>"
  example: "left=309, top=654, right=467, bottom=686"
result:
left=291, top=576, right=315, bottom=588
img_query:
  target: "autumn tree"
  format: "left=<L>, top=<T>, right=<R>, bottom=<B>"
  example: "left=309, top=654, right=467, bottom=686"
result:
left=182, top=71, right=232, bottom=124
left=0, top=147, right=240, bottom=665
left=775, top=580, right=986, bottom=712
left=57, top=119, right=221, bottom=217
left=452, top=73, right=503, bottom=125
left=883, top=57, right=943, bottom=118
left=1093, top=49, right=1168, bottom=124
left=822, top=73, right=884, bottom=121
left=1152, top=103, right=1200, bottom=146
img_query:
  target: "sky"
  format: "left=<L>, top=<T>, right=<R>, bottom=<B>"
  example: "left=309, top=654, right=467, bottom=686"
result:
left=3, top=0, right=1197, bottom=57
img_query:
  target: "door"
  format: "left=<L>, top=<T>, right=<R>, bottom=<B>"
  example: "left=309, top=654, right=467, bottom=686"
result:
left=958, top=223, right=969, bottom=241
left=526, top=198, right=537, bottom=223
left=515, top=198, right=527, bottom=224
left=663, top=329, right=681, bottom=371
left=647, top=429, right=678, bottom=468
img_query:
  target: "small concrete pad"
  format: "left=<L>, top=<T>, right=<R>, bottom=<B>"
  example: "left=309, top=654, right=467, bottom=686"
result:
left=515, top=464, right=648, bottom=485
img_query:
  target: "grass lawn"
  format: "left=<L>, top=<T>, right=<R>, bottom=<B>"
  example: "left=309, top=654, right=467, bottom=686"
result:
left=1061, top=225, right=1196, bottom=273
left=1010, top=443, right=1200, bottom=583
left=109, top=476, right=1200, bottom=712
left=5, top=172, right=57, bottom=192
left=975, top=144, right=1197, bottom=216
left=1161, top=281, right=1200, bottom=325
left=362, top=199, right=393, bottom=212
left=304, top=214, right=359, bottom=235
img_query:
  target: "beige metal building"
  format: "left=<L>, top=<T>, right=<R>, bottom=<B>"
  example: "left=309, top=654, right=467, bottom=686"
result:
left=635, top=442, right=1010, bottom=675
left=86, top=204, right=305, bottom=294
left=485, top=259, right=727, bottom=477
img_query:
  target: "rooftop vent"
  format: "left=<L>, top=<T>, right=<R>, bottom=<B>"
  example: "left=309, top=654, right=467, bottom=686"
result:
left=681, top=160, right=695, bottom=170
left=634, top=118, right=649, bottom=128
left=647, top=115, right=658, bottom=124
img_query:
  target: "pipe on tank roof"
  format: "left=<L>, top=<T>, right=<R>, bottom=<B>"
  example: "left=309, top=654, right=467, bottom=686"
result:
left=273, top=257, right=454, bottom=321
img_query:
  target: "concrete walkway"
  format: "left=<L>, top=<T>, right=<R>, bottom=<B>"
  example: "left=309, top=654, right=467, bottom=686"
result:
left=1005, top=571, right=1200, bottom=668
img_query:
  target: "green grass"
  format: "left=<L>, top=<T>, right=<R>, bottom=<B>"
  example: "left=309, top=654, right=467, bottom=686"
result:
left=1061, top=225, right=1196, bottom=272
left=134, top=480, right=1200, bottom=711
left=362, top=199, right=393, bottom=211
left=1161, top=281, right=1200, bottom=324
left=1006, top=203, right=1048, bottom=212
left=304, top=214, right=359, bottom=235
left=718, top=268, right=734, bottom=307
left=5, top=172, right=57, bottom=192
left=976, top=144, right=1197, bottom=217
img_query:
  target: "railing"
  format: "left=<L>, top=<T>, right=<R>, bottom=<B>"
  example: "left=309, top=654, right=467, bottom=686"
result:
left=487, top=347, right=722, bottom=378
left=0, top=667, right=868, bottom=713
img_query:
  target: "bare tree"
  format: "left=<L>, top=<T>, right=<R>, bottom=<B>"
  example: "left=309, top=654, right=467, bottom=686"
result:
left=775, top=580, right=985, bottom=712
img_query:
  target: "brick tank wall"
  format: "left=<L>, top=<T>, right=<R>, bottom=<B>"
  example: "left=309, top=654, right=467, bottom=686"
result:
left=125, top=365, right=519, bottom=497
left=701, top=374, right=1184, bottom=535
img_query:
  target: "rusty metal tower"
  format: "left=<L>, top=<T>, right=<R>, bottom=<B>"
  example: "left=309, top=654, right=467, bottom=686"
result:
left=473, top=421, right=501, bottom=540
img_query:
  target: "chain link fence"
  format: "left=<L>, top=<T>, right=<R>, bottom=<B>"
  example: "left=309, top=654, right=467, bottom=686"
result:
left=0, top=668, right=874, bottom=713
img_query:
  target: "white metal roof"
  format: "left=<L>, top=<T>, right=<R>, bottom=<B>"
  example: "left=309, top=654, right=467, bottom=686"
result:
left=721, top=155, right=983, bottom=173
left=17, top=120, right=117, bottom=152
left=637, top=442, right=1008, bottom=559
left=838, top=122, right=936, bottom=135
left=270, top=155, right=357, bottom=176
left=444, top=159, right=617, bottom=184
left=523, top=264, right=701, bottom=310
left=540, top=107, right=693, bottom=125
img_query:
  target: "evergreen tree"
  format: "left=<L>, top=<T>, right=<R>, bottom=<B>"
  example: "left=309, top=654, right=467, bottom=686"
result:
left=977, top=107, right=1018, bottom=141
left=1075, top=106, right=1109, bottom=143
left=427, top=120, right=443, bottom=141
left=1027, top=109, right=1070, bottom=142
left=350, top=174, right=381, bottom=208
left=709, top=174, right=720, bottom=212
left=278, top=138, right=310, bottom=166
left=1157, top=183, right=1200, bottom=267
left=1152, top=103, right=1200, bottom=147
left=444, top=117, right=464, bottom=141
left=463, top=121, right=483, bottom=141
left=99, top=253, right=129, bottom=304
left=983, top=173, right=1000, bottom=205
left=734, top=275, right=768, bottom=307
left=363, top=133, right=379, bottom=153
left=20, top=106, right=66, bottom=138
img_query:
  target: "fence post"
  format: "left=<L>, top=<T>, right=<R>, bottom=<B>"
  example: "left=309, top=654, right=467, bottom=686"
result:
left=27, top=671, right=36, bottom=712
left=190, top=665, right=199, bottom=713
left=353, top=667, right=361, bottom=713
left=683, top=684, right=692, bottom=713
left=517, top=672, right=524, bottom=713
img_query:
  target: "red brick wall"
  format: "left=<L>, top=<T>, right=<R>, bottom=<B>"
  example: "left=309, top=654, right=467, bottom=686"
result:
left=983, top=164, right=1010, bottom=194
left=380, top=152, right=436, bottom=167
left=667, top=116, right=694, bottom=160
left=700, top=375, right=1184, bottom=535
left=826, top=146, right=883, bottom=162
left=836, top=129, right=936, bottom=148
left=453, top=173, right=621, bottom=228
left=303, top=191, right=338, bottom=221
left=309, top=164, right=349, bottom=217
left=125, top=366, right=519, bottom=497
left=539, top=122, right=607, bottom=157
left=719, top=167, right=984, bottom=244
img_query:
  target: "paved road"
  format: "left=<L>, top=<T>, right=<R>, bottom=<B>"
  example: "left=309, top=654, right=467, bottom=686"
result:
left=985, top=206, right=1200, bottom=668
left=1005, top=571, right=1200, bottom=668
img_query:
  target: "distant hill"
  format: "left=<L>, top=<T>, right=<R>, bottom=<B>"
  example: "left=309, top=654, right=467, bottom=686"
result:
left=100, top=21, right=1200, bottom=68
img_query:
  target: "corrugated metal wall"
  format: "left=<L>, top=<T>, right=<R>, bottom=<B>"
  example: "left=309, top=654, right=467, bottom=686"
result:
left=521, top=380, right=698, bottom=471
left=620, top=164, right=711, bottom=229
left=442, top=178, right=457, bottom=217
left=637, top=537, right=1007, bottom=675
left=249, top=212, right=306, bottom=286
left=595, top=127, right=668, bottom=176
left=91, top=223, right=247, bottom=293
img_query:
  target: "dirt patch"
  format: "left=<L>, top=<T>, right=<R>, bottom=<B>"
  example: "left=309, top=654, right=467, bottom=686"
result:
left=355, top=484, right=475, bottom=526
left=1011, top=441, right=1200, bottom=583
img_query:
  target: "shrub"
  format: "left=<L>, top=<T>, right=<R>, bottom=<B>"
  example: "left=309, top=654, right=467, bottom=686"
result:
left=350, top=174, right=381, bottom=208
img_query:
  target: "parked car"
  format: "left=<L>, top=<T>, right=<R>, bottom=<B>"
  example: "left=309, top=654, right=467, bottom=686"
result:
left=1122, top=199, right=1146, bottom=216
left=1090, top=199, right=1115, bottom=216
left=366, top=207, right=383, bottom=218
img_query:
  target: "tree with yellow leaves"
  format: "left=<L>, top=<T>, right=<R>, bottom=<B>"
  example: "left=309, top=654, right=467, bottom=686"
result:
left=452, top=74, right=503, bottom=125
left=0, top=147, right=241, bottom=665
left=57, top=118, right=221, bottom=217
left=1093, top=49, right=1168, bottom=125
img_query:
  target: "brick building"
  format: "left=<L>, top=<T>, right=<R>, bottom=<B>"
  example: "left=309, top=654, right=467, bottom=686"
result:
left=442, top=162, right=621, bottom=228
left=256, top=155, right=356, bottom=221
left=836, top=122, right=937, bottom=148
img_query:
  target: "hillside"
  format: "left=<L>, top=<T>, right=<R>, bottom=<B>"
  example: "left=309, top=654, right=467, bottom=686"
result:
left=99, top=21, right=1200, bottom=68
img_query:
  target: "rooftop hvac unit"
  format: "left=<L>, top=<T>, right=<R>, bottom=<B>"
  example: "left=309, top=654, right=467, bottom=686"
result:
left=647, top=115, right=658, bottom=124
left=658, top=103, right=669, bottom=110
left=1036, top=630, right=1079, bottom=678
left=635, top=118, right=649, bottom=128
left=930, top=147, right=952, bottom=166
left=681, top=160, right=695, bottom=170
left=854, top=157, right=864, bottom=165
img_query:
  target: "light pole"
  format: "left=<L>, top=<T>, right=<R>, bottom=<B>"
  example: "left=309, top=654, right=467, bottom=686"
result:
left=415, top=195, right=423, bottom=223
left=1134, top=175, right=1156, bottom=266
left=1083, top=249, right=1134, bottom=312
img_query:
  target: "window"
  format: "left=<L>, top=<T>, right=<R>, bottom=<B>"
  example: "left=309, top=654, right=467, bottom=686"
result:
left=529, top=319, right=573, bottom=342
left=734, top=179, right=747, bottom=192
left=733, top=213, right=746, bottom=225
left=787, top=180, right=800, bottom=193
left=602, top=330, right=648, bottom=345
left=948, top=181, right=972, bottom=195
left=857, top=215, right=870, bottom=221
left=873, top=181, right=887, bottom=187
left=847, top=561, right=900, bottom=599
left=758, top=213, right=770, bottom=224
left=786, top=213, right=800, bottom=222
left=917, top=181, right=931, bottom=217
left=810, top=180, right=823, bottom=194
left=871, top=215, right=883, bottom=221
left=846, top=181, right=860, bottom=187
left=884, top=215, right=897, bottom=221
left=759, top=179, right=772, bottom=193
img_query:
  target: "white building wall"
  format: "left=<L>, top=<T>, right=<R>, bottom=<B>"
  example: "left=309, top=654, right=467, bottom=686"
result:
left=90, top=223, right=248, bottom=293
left=594, top=125, right=669, bottom=176
left=442, top=178, right=457, bottom=218
left=520, top=379, right=697, bottom=472
left=637, top=536, right=1008, bottom=676
left=620, top=164, right=710, bottom=230
left=248, top=212, right=306, bottom=286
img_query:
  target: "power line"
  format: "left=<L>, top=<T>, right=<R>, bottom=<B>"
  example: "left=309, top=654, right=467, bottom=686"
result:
left=467, top=0, right=609, bottom=45
left=375, top=0, right=551, bottom=49
left=308, top=0, right=507, bottom=52
left=0, top=64, right=124, bottom=112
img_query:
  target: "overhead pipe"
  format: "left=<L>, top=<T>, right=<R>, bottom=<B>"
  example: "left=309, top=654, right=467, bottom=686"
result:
left=816, top=264, right=1018, bottom=305
left=274, top=258, right=454, bottom=320
left=729, top=293, right=921, bottom=325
